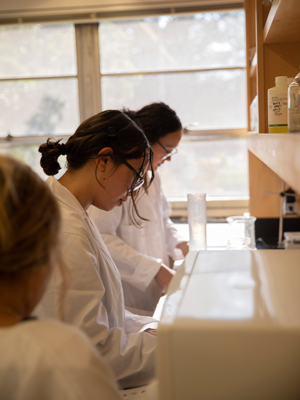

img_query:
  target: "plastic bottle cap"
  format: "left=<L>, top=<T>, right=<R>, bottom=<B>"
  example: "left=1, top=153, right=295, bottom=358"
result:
left=287, top=78, right=294, bottom=86
left=275, top=76, right=287, bottom=86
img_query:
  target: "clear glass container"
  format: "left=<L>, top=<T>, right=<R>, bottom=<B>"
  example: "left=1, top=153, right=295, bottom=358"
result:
left=226, top=215, right=256, bottom=250
left=188, top=193, right=207, bottom=251
left=288, top=72, right=300, bottom=133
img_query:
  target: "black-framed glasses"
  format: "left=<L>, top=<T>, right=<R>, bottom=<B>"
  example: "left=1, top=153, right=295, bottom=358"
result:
left=121, top=159, right=145, bottom=193
left=157, top=140, right=178, bottom=161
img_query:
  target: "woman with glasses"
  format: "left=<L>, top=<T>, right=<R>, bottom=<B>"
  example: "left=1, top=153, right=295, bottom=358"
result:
left=89, top=103, right=189, bottom=316
left=37, top=110, right=157, bottom=390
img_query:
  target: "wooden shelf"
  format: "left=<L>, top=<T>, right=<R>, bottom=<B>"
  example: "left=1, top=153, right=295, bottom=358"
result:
left=247, top=133, right=300, bottom=194
left=246, top=0, right=300, bottom=217
left=264, top=0, right=300, bottom=44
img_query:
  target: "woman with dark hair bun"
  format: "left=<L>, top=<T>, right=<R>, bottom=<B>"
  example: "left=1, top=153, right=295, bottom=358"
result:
left=89, top=103, right=189, bottom=316
left=37, top=110, right=157, bottom=390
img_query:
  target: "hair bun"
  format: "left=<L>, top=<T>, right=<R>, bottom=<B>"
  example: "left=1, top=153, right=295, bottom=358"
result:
left=60, top=143, right=67, bottom=155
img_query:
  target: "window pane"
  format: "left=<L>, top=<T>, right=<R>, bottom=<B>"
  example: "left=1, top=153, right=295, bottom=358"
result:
left=0, top=145, right=46, bottom=178
left=100, top=11, right=245, bottom=73
left=0, top=145, right=66, bottom=179
left=101, top=70, right=246, bottom=129
left=0, top=24, right=77, bottom=79
left=159, top=138, right=249, bottom=197
left=0, top=78, right=79, bottom=136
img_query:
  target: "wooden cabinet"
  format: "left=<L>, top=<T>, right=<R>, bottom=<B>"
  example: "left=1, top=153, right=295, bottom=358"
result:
left=245, top=0, right=300, bottom=217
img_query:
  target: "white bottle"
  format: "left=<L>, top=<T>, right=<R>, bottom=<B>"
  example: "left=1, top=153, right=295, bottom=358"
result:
left=288, top=73, right=300, bottom=133
left=268, top=76, right=288, bottom=133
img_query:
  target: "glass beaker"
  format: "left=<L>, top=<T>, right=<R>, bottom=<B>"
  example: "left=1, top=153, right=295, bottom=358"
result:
left=288, top=73, right=300, bottom=133
left=226, top=215, right=256, bottom=250
left=188, top=193, right=207, bottom=251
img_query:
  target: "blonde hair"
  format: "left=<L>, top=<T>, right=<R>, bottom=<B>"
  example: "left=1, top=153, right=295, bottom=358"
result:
left=0, top=155, right=61, bottom=274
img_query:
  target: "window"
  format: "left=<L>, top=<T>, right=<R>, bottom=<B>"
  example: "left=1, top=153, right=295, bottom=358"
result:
left=0, top=23, right=79, bottom=177
left=98, top=11, right=248, bottom=201
left=0, top=9, right=248, bottom=213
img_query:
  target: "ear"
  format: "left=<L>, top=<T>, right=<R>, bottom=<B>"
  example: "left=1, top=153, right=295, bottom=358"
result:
left=96, top=147, right=114, bottom=172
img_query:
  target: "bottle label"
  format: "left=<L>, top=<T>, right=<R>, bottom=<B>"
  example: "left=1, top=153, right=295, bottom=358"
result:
left=268, top=94, right=288, bottom=127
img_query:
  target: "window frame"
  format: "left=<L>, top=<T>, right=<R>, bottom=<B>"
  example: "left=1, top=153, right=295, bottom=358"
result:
left=97, top=11, right=248, bottom=217
left=0, top=8, right=248, bottom=218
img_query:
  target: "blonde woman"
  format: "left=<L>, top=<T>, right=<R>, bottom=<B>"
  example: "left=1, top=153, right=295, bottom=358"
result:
left=0, top=155, right=121, bottom=400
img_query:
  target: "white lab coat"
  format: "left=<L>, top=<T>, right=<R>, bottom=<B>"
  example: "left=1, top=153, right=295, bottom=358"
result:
left=0, top=318, right=122, bottom=400
left=36, top=177, right=156, bottom=390
left=89, top=172, right=185, bottom=315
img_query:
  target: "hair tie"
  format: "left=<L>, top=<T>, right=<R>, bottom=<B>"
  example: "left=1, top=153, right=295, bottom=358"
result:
left=60, top=143, right=67, bottom=156
left=107, top=126, right=116, bottom=137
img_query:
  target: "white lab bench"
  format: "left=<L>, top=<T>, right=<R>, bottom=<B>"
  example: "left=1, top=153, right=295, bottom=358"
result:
left=156, top=249, right=300, bottom=400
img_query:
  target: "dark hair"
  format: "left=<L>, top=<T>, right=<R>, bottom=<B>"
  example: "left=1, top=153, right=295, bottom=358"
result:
left=123, top=102, right=182, bottom=144
left=38, top=109, right=153, bottom=224
left=39, top=110, right=150, bottom=175
left=0, top=155, right=61, bottom=273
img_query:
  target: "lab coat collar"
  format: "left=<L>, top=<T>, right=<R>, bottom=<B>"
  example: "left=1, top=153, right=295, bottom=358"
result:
left=46, top=176, right=107, bottom=247
left=46, top=176, right=88, bottom=220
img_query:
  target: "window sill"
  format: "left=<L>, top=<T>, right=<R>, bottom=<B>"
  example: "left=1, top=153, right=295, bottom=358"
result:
left=169, top=197, right=249, bottom=219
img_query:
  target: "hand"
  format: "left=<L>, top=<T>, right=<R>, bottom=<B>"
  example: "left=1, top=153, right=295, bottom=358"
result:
left=145, top=328, right=157, bottom=336
left=155, top=263, right=176, bottom=294
left=176, top=241, right=189, bottom=257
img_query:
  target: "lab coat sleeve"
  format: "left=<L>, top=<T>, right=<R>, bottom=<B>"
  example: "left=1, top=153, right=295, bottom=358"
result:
left=55, top=231, right=156, bottom=389
left=89, top=205, right=161, bottom=291
left=161, top=189, right=187, bottom=258
left=124, top=310, right=158, bottom=333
